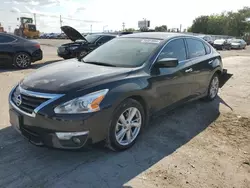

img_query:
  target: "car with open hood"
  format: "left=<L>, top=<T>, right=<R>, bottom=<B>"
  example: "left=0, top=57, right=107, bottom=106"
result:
left=57, top=26, right=117, bottom=59
left=197, top=35, right=214, bottom=46
left=9, top=32, right=225, bottom=151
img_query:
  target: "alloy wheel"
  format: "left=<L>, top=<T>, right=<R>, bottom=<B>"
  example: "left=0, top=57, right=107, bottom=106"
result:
left=16, top=54, right=30, bottom=68
left=80, top=51, right=88, bottom=57
left=209, top=76, right=219, bottom=98
left=115, top=107, right=142, bottom=146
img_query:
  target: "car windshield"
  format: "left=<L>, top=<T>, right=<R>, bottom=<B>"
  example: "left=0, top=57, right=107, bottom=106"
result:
left=85, top=34, right=101, bottom=43
left=82, top=38, right=161, bottom=67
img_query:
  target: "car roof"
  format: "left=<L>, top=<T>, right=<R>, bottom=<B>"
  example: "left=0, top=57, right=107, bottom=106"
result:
left=0, top=32, right=19, bottom=39
left=90, top=33, right=117, bottom=37
left=119, top=32, right=189, bottom=40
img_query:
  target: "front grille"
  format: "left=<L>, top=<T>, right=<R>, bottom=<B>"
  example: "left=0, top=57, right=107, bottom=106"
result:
left=12, top=87, right=49, bottom=114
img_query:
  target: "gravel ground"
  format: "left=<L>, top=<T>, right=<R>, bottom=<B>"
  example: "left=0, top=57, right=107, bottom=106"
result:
left=0, top=41, right=249, bottom=188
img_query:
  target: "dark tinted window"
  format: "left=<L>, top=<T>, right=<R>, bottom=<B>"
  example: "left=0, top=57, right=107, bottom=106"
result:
left=204, top=43, right=211, bottom=54
left=85, top=34, right=101, bottom=43
left=96, top=36, right=115, bottom=45
left=0, top=35, right=16, bottom=43
left=186, top=38, right=206, bottom=58
left=158, top=38, right=186, bottom=61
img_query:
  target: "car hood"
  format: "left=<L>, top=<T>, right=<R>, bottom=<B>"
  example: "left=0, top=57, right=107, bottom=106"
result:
left=61, top=26, right=87, bottom=42
left=20, top=59, right=133, bottom=93
left=214, top=41, right=224, bottom=45
left=231, top=42, right=240, bottom=45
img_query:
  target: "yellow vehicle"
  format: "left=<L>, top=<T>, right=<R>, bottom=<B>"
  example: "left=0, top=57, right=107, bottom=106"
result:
left=0, top=23, right=4, bottom=32
left=14, top=17, right=40, bottom=39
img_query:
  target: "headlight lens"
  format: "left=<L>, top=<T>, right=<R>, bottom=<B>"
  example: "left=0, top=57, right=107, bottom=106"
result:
left=69, top=46, right=78, bottom=50
left=54, top=89, right=109, bottom=114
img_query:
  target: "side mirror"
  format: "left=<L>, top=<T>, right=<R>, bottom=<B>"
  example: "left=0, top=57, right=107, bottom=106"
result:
left=154, top=58, right=178, bottom=68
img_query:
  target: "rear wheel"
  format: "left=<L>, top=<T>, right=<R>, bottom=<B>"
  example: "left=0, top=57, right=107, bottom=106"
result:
left=13, top=52, right=31, bottom=69
left=204, top=73, right=220, bottom=101
left=106, top=99, right=145, bottom=151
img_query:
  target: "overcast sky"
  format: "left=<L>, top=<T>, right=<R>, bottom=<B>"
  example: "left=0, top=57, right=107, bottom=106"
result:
left=0, top=0, right=249, bottom=33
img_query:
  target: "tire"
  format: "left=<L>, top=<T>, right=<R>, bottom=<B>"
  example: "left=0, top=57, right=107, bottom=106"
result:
left=78, top=50, right=88, bottom=58
left=13, top=52, right=31, bottom=69
left=204, top=73, right=220, bottom=101
left=106, top=98, right=145, bottom=151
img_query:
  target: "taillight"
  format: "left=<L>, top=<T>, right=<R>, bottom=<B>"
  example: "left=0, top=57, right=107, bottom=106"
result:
left=34, top=43, right=40, bottom=49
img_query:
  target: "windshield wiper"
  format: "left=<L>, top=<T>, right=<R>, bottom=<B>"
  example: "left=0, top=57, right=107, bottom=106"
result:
left=83, top=61, right=116, bottom=67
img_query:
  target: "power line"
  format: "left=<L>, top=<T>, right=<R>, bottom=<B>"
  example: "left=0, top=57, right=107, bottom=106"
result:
left=0, top=9, right=102, bottom=23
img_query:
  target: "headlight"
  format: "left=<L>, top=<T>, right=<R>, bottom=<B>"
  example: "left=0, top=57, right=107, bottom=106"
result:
left=69, top=46, right=78, bottom=50
left=54, top=89, right=109, bottom=114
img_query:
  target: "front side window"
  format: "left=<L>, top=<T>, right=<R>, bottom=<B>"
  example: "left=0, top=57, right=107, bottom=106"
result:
left=83, top=38, right=160, bottom=67
left=158, top=38, right=187, bottom=61
left=85, top=34, right=101, bottom=43
left=186, top=38, right=206, bottom=58
left=96, top=36, right=115, bottom=45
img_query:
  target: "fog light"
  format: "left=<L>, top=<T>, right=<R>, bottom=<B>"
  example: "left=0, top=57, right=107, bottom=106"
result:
left=72, top=137, right=81, bottom=144
left=56, top=131, right=89, bottom=140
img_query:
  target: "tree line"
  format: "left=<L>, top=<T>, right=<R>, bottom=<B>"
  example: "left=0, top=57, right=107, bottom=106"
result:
left=188, top=7, right=250, bottom=37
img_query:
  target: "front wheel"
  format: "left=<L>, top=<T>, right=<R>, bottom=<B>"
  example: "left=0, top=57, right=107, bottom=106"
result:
left=106, top=99, right=145, bottom=151
left=204, top=73, right=220, bottom=101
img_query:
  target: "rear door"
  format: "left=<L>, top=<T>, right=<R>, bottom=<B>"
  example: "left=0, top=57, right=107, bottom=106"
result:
left=0, top=35, right=16, bottom=64
left=185, top=38, right=215, bottom=97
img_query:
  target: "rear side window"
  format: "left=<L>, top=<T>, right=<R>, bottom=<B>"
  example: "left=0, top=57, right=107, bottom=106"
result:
left=186, top=38, right=206, bottom=58
left=158, top=38, right=187, bottom=61
left=204, top=42, right=211, bottom=54
left=0, top=35, right=16, bottom=43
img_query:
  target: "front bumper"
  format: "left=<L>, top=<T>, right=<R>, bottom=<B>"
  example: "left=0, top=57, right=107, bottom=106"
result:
left=9, top=87, right=112, bottom=149
left=57, top=47, right=76, bottom=59
left=31, top=49, right=43, bottom=62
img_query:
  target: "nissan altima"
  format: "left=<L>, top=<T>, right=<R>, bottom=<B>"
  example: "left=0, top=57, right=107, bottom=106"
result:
left=9, top=32, right=223, bottom=151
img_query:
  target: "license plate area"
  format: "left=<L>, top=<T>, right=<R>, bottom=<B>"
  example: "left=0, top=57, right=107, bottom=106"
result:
left=9, top=110, right=22, bottom=130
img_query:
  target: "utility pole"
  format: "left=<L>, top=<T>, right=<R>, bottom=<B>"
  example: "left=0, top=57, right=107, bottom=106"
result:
left=179, top=24, right=182, bottom=32
left=90, top=24, right=92, bottom=33
left=8, top=26, right=11, bottom=33
left=33, top=13, right=37, bottom=25
left=122, top=22, right=125, bottom=31
left=60, top=15, right=63, bottom=33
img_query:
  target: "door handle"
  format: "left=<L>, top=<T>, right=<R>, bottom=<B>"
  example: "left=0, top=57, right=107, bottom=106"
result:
left=208, top=60, right=213, bottom=64
left=185, top=68, right=193, bottom=73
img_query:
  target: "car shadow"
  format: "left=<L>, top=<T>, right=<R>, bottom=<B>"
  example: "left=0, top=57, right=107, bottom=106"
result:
left=0, top=97, right=232, bottom=188
left=0, top=59, right=63, bottom=73
left=0, top=73, right=233, bottom=188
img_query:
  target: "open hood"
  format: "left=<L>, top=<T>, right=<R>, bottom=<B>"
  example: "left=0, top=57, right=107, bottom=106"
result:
left=61, top=26, right=87, bottom=42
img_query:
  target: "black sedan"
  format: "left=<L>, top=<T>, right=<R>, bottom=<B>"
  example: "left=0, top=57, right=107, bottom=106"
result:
left=9, top=32, right=223, bottom=151
left=57, top=26, right=117, bottom=59
left=0, top=33, right=42, bottom=69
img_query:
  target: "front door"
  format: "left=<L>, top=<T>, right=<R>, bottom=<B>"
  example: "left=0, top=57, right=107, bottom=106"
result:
left=149, top=38, right=196, bottom=111
left=0, top=35, right=15, bottom=64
